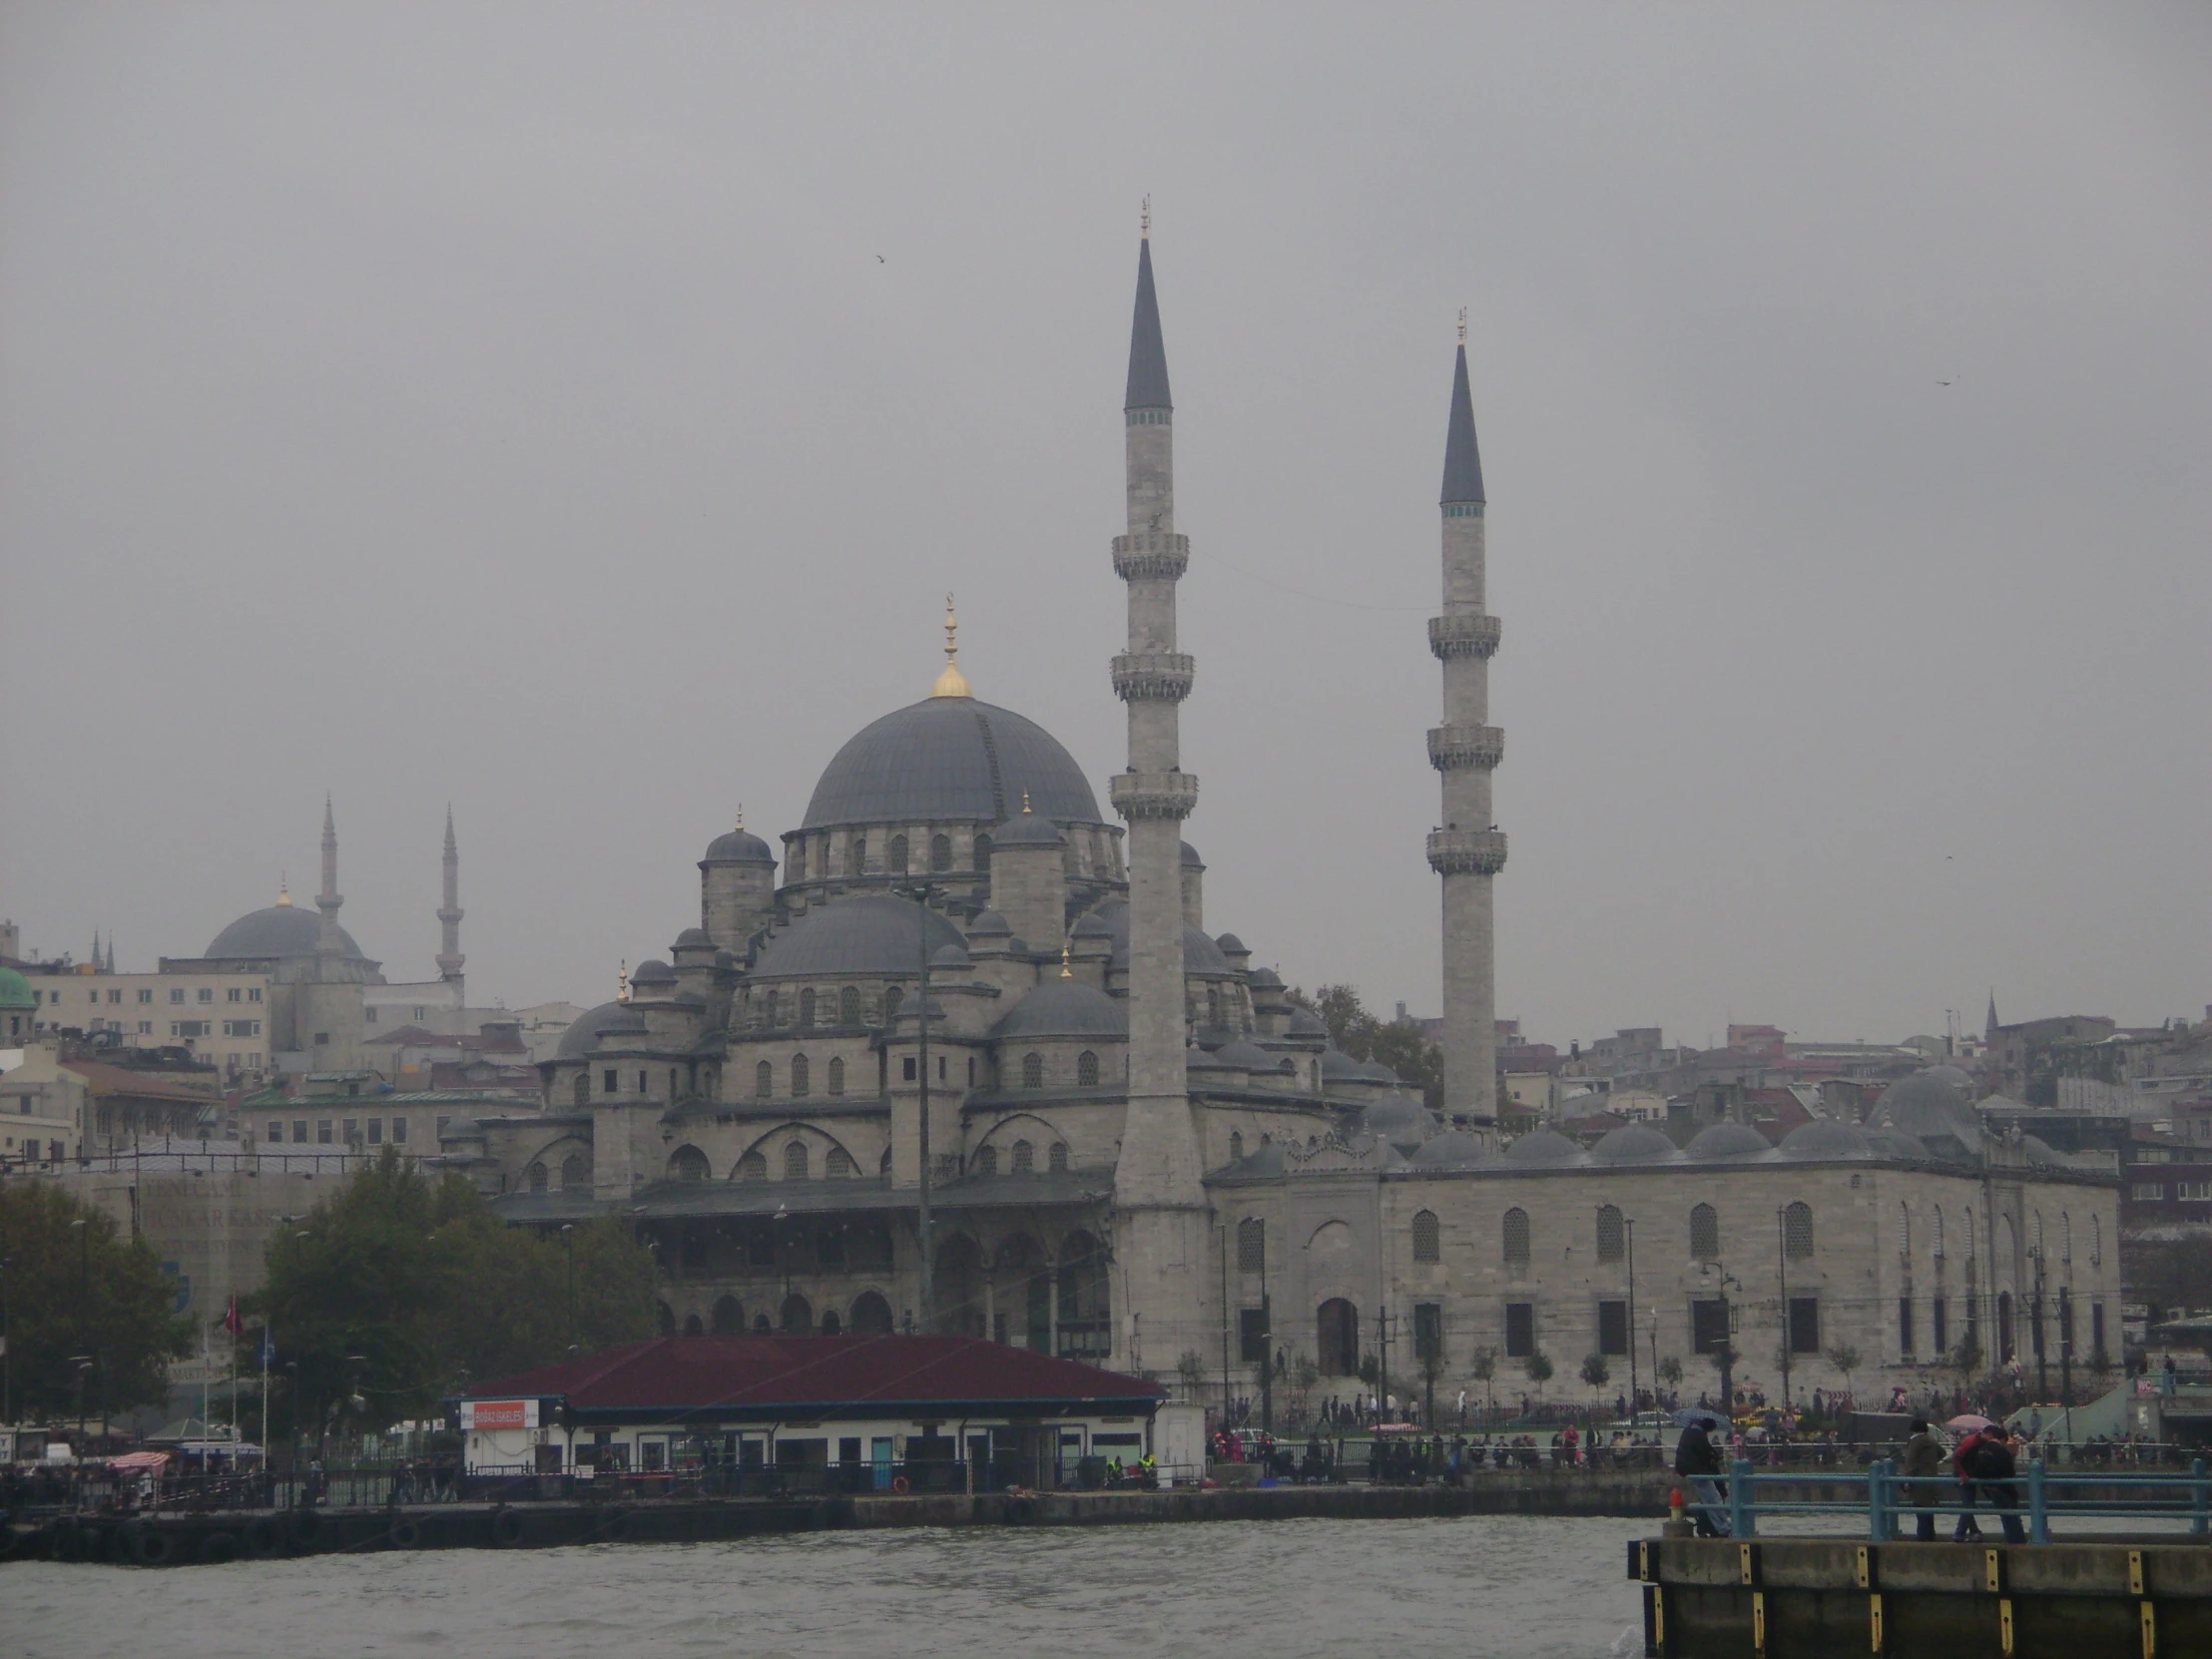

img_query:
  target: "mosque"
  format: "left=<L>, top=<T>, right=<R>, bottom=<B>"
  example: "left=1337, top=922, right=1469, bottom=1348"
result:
left=462, top=231, right=2118, bottom=1409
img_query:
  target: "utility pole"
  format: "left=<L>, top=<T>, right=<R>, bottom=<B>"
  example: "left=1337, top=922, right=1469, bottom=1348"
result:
left=71, top=1218, right=89, bottom=1439
left=1776, top=1208, right=1792, bottom=1410
left=1625, top=1219, right=1638, bottom=1414
left=2030, top=1249, right=2048, bottom=1402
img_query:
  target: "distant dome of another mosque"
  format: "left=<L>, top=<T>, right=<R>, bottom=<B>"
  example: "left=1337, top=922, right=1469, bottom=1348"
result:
left=802, top=698, right=1105, bottom=830
left=205, top=903, right=364, bottom=962
left=1685, top=1122, right=1774, bottom=1160
left=0, top=965, right=35, bottom=1010
left=1589, top=1124, right=1680, bottom=1165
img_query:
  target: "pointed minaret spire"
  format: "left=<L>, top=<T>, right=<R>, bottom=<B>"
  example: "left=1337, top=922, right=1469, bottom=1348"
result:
left=1124, top=208, right=1173, bottom=416
left=315, top=797, right=344, bottom=960
left=436, top=806, right=465, bottom=983
left=1440, top=328, right=1486, bottom=507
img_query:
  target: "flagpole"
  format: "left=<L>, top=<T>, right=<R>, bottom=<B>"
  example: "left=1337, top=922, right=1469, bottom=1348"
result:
left=261, top=1328, right=271, bottom=1466
left=200, top=1321, right=211, bottom=1438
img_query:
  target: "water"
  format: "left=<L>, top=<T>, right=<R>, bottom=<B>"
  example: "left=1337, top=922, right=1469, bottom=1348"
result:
left=0, top=1517, right=1648, bottom=1658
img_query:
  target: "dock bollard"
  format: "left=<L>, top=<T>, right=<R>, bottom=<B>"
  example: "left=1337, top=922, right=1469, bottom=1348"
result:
left=1663, top=1487, right=1694, bottom=1538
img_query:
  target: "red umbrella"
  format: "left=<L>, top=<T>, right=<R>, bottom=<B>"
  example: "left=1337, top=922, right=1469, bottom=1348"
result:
left=1945, top=1413, right=1995, bottom=1432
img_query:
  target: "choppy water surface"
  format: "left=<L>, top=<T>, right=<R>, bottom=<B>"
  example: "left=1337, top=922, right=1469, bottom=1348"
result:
left=1, top=1516, right=1647, bottom=1659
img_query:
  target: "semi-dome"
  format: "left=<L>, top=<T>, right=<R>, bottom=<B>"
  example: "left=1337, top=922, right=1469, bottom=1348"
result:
left=1589, top=1124, right=1681, bottom=1165
left=557, top=1001, right=650, bottom=1059
left=992, top=811, right=1065, bottom=847
left=1082, top=898, right=1234, bottom=976
left=1502, top=1127, right=1584, bottom=1166
left=748, top=895, right=964, bottom=981
left=1410, top=1129, right=1486, bottom=1168
left=1686, top=1122, right=1774, bottom=1160
left=802, top=697, right=1104, bottom=830
left=205, top=903, right=365, bottom=961
left=988, top=977, right=1127, bottom=1040
left=1779, top=1120, right=1875, bottom=1160
left=703, top=826, right=776, bottom=864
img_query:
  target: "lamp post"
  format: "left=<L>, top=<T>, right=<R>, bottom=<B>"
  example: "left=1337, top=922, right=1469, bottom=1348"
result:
left=1624, top=1219, right=1638, bottom=1414
left=2029, top=1248, right=2048, bottom=1403
left=1776, top=1207, right=1792, bottom=1411
left=70, top=1217, right=90, bottom=1438
left=895, top=883, right=942, bottom=1330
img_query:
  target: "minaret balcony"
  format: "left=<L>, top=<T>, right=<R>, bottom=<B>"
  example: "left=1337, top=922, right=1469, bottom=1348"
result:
left=1426, top=828, right=1507, bottom=876
left=1426, top=724, right=1505, bottom=772
left=1112, top=533, right=1190, bottom=581
left=1109, top=770, right=1201, bottom=822
left=1428, top=614, right=1501, bottom=660
left=1111, top=652, right=1196, bottom=702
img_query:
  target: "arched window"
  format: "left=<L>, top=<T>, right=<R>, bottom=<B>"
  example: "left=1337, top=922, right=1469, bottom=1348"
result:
left=2032, top=1210, right=2044, bottom=1256
left=753, top=1313, right=773, bottom=1333
left=2061, top=1211, right=2071, bottom=1264
left=1310, top=1059, right=1321, bottom=1091
left=1897, top=1202, right=1911, bottom=1257
left=1411, top=1209, right=1441, bottom=1264
left=762, top=990, right=780, bottom=1028
left=888, top=834, right=909, bottom=875
left=656, top=1302, right=675, bottom=1337
left=571, top=1072, right=588, bottom=1108
left=1596, top=1205, right=1625, bottom=1264
left=883, top=985, right=903, bottom=1022
left=930, top=832, right=952, bottom=872
left=712, top=1296, right=744, bottom=1335
left=1690, top=1203, right=1720, bottom=1263
left=972, top=833, right=991, bottom=871
left=827, top=1056, right=845, bottom=1096
left=1011, top=1139, right=1033, bottom=1173
left=820, top=1310, right=842, bottom=1337
left=1964, top=1207, right=1976, bottom=1261
left=1317, top=1298, right=1360, bottom=1377
left=781, top=1294, right=813, bottom=1335
left=846, top=836, right=865, bottom=877
left=737, top=1149, right=768, bottom=1181
left=1077, top=1049, right=1100, bottom=1087
left=826, top=1146, right=855, bottom=1177
left=1049, top=1142, right=1068, bottom=1172
left=756, top=1060, right=773, bottom=1097
left=792, top=1054, right=811, bottom=1097
left=2090, top=1213, right=2101, bottom=1267
left=1237, top=1217, right=1266, bottom=1272
left=1932, top=1206, right=1945, bottom=1259
left=561, top=1153, right=588, bottom=1190
left=839, top=986, right=861, bottom=1026
left=683, top=1313, right=704, bottom=1338
left=785, top=1141, right=811, bottom=1181
left=1784, top=1201, right=1814, bottom=1260
left=799, top=988, right=817, bottom=1028
left=1229, top=1130, right=1244, bottom=1161
left=1206, top=987, right=1222, bottom=1028
left=528, top=1161, right=549, bottom=1193
left=975, top=1145, right=998, bottom=1177
left=1022, top=1052, right=1044, bottom=1089
left=849, top=1291, right=894, bottom=1337
left=1502, top=1207, right=1531, bottom=1265
left=669, top=1145, right=710, bottom=1183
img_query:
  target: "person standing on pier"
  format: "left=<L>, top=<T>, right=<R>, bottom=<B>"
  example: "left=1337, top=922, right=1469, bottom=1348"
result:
left=1902, top=1419, right=1944, bottom=1541
left=1673, top=1419, right=1730, bottom=1538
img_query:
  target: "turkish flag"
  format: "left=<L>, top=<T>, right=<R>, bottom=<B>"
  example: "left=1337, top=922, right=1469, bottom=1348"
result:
left=223, top=1296, right=242, bottom=1337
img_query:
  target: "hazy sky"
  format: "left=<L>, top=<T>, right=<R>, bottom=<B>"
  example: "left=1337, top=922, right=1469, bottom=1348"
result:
left=5, top=4, right=2208, bottom=1050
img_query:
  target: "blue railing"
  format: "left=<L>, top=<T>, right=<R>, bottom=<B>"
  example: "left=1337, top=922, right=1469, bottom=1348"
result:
left=1709, top=1456, right=2212, bottom=1543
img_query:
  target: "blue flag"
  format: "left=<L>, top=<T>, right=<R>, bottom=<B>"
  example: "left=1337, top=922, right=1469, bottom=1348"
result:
left=258, top=1328, right=276, bottom=1368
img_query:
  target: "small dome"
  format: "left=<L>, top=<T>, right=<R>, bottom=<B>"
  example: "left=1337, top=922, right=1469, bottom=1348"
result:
left=205, top=903, right=365, bottom=962
left=1410, top=1129, right=1486, bottom=1168
left=1247, top=966, right=1284, bottom=989
left=1187, top=1044, right=1240, bottom=1073
left=1867, top=1127, right=1932, bottom=1162
left=703, top=826, right=776, bottom=864
left=929, top=942, right=972, bottom=971
left=1502, top=1128, right=1584, bottom=1166
left=673, top=927, right=713, bottom=949
left=557, top=1002, right=649, bottom=1059
left=1083, top=898, right=1233, bottom=975
left=749, top=895, right=964, bottom=981
left=1361, top=1095, right=1426, bottom=1137
left=1357, top=1059, right=1399, bottom=1085
left=967, top=909, right=1012, bottom=936
left=1213, top=1039, right=1276, bottom=1072
left=992, top=812, right=1065, bottom=848
left=0, top=965, right=35, bottom=1010
left=1872, top=1070, right=1984, bottom=1153
left=1589, top=1124, right=1680, bottom=1165
left=2020, top=1134, right=2065, bottom=1165
left=1214, top=932, right=1247, bottom=954
left=1779, top=1120, right=1875, bottom=1160
left=988, top=978, right=1127, bottom=1040
left=1070, top=910, right=1113, bottom=939
left=1285, top=1006, right=1328, bottom=1038
left=1686, top=1122, right=1774, bottom=1160
left=1180, top=841, right=1205, bottom=867
left=629, top=958, right=676, bottom=985
left=1320, top=1047, right=1365, bottom=1082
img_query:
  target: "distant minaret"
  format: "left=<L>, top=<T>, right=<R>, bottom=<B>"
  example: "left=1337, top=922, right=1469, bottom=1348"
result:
left=1105, top=207, right=1209, bottom=1373
left=316, top=797, right=344, bottom=962
left=1425, top=319, right=1505, bottom=1124
left=436, top=806, right=465, bottom=983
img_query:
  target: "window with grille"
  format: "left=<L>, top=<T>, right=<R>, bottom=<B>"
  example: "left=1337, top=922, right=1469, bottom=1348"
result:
left=972, top=833, right=991, bottom=871
left=1690, top=1203, right=1720, bottom=1263
left=1931, top=1206, right=1944, bottom=1259
left=825, top=1146, right=854, bottom=1177
left=799, top=989, right=817, bottom=1027
left=840, top=986, right=861, bottom=1025
left=1595, top=1205, right=1625, bottom=1263
left=1049, top=1142, right=1068, bottom=1172
left=930, top=833, right=952, bottom=872
left=888, top=834, right=909, bottom=874
left=975, top=1145, right=997, bottom=1177
left=883, top=985, right=903, bottom=1021
left=738, top=1149, right=767, bottom=1181
left=1413, top=1303, right=1442, bottom=1362
left=792, top=1054, right=811, bottom=1097
left=2061, top=1212, right=2071, bottom=1262
left=1238, top=1217, right=1265, bottom=1273
left=847, top=837, right=866, bottom=877
left=1411, top=1210, right=1440, bottom=1264
left=828, top=1057, right=844, bottom=1096
left=670, top=1146, right=709, bottom=1182
left=1502, top=1207, right=1531, bottom=1265
left=528, top=1163, right=548, bottom=1193
left=1010, top=1140, right=1033, bottom=1173
left=784, top=1141, right=810, bottom=1180
left=1784, top=1202, right=1814, bottom=1259
left=2090, top=1213, right=2101, bottom=1265
left=756, top=1060, right=773, bottom=1097
left=1077, top=1050, right=1100, bottom=1086
left=1022, top=1052, right=1043, bottom=1089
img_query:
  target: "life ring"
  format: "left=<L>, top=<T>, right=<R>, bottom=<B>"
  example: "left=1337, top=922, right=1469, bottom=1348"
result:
left=127, top=1524, right=173, bottom=1567
left=492, top=1507, right=526, bottom=1546
left=199, top=1530, right=239, bottom=1564
left=243, top=1515, right=284, bottom=1558
left=389, top=1517, right=422, bottom=1550
left=889, top=1475, right=909, bottom=1495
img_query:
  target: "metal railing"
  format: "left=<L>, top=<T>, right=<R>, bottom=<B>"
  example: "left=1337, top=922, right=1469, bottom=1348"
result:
left=1704, top=1455, right=2212, bottom=1543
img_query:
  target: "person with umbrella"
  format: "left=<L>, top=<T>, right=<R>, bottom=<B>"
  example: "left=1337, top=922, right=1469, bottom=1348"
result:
left=1673, top=1409, right=1730, bottom=1537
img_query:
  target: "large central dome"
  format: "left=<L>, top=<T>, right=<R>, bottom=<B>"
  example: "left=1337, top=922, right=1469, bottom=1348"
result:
left=206, top=903, right=366, bottom=961
left=802, top=697, right=1104, bottom=830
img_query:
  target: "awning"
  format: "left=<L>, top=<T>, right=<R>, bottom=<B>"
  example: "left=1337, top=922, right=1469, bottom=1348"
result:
left=107, top=1450, right=171, bottom=1471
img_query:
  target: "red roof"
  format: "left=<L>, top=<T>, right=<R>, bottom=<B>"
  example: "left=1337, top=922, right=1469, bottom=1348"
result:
left=467, top=1335, right=1163, bottom=1419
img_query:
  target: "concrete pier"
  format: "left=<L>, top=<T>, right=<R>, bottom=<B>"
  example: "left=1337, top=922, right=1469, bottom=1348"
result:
left=1631, top=1535, right=2212, bottom=1657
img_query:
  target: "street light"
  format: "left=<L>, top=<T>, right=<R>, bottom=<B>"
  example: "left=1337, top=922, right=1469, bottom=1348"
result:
left=893, top=882, right=945, bottom=1330
left=1776, top=1208, right=1792, bottom=1411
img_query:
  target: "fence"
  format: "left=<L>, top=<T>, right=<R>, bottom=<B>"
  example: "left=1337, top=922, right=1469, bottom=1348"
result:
left=1706, top=1455, right=2212, bottom=1543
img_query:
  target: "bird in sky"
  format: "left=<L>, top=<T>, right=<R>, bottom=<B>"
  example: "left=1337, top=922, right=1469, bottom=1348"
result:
left=876, top=254, right=886, bottom=264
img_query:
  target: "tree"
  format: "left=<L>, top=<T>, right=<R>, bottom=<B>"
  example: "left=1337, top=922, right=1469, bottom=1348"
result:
left=1825, top=1343, right=1863, bottom=1400
left=254, top=1152, right=657, bottom=1436
left=0, top=1183, right=193, bottom=1420
left=1281, top=1350, right=1321, bottom=1428
left=1175, top=1349, right=1209, bottom=1402
left=1580, top=1353, right=1611, bottom=1401
left=1523, top=1351, right=1554, bottom=1386
left=1291, top=984, right=1444, bottom=1111
left=1469, top=1346, right=1499, bottom=1422
left=1657, top=1355, right=1684, bottom=1390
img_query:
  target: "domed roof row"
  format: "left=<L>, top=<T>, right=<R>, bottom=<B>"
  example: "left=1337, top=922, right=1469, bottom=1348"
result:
left=1446, top=1116, right=1951, bottom=1171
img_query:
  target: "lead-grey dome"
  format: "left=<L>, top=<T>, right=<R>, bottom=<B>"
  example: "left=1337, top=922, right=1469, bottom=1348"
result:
left=1872, top=1070, right=1984, bottom=1156
left=673, top=927, right=713, bottom=948
left=992, top=812, right=1065, bottom=847
left=1285, top=1006, right=1328, bottom=1038
left=1320, top=1047, right=1365, bottom=1082
left=1084, top=898, right=1234, bottom=975
left=749, top=895, right=964, bottom=981
left=1502, top=1127, right=1583, bottom=1166
left=1361, top=1095, right=1427, bottom=1140
left=1214, top=933, right=1247, bottom=954
left=988, top=977, right=1127, bottom=1040
left=802, top=697, right=1104, bottom=829
left=1686, top=1122, right=1774, bottom=1160
left=1867, top=1127, right=1933, bottom=1162
left=1589, top=1124, right=1681, bottom=1165
left=1411, top=1129, right=1486, bottom=1168
left=929, top=942, right=972, bottom=971
left=205, top=904, right=365, bottom=961
left=703, top=827, right=776, bottom=864
left=629, top=958, right=676, bottom=985
left=558, top=1001, right=649, bottom=1058
left=1180, top=841, right=1204, bottom=867
left=1247, top=966, right=1284, bottom=989
left=968, top=909, right=1012, bottom=936
left=1212, top=1039, right=1276, bottom=1072
left=1779, top=1120, right=1875, bottom=1160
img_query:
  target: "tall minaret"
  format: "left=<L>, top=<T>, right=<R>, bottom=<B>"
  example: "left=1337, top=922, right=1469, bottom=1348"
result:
left=436, top=806, right=465, bottom=983
left=1425, top=321, right=1505, bottom=1125
left=1105, top=209, right=1209, bottom=1375
left=316, top=796, right=345, bottom=963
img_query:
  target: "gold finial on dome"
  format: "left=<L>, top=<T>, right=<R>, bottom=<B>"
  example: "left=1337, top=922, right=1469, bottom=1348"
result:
left=1457, top=306, right=1467, bottom=345
left=1021, top=790, right=1032, bottom=814
left=1060, top=940, right=1074, bottom=980
left=930, top=593, right=971, bottom=698
left=617, top=958, right=630, bottom=1004
left=276, top=873, right=291, bottom=906
left=735, top=804, right=745, bottom=831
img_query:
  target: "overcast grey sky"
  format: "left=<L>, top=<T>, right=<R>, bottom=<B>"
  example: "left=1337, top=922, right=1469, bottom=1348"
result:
left=4, top=4, right=2207, bottom=1049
